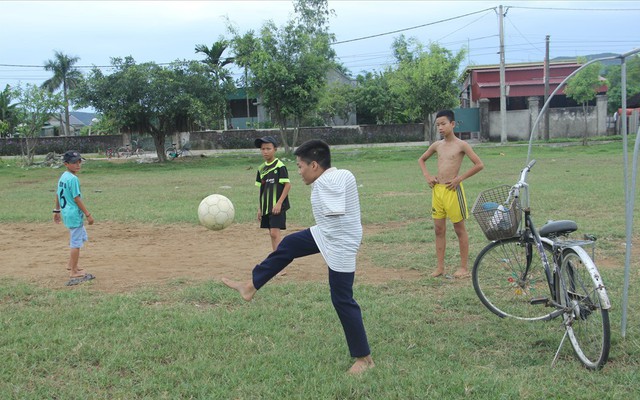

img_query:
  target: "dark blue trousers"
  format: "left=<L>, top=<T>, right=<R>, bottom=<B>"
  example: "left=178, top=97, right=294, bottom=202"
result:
left=252, top=228, right=371, bottom=358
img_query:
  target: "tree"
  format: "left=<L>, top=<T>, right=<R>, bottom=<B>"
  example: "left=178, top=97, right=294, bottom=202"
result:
left=229, top=0, right=336, bottom=152
left=0, top=84, right=18, bottom=137
left=76, top=57, right=228, bottom=161
left=565, top=58, right=607, bottom=145
left=605, top=54, right=640, bottom=114
left=41, top=51, right=83, bottom=136
left=195, top=38, right=235, bottom=128
left=353, top=71, right=398, bottom=125
left=226, top=26, right=259, bottom=124
left=387, top=37, right=466, bottom=142
left=316, top=81, right=355, bottom=126
left=12, top=84, right=63, bottom=165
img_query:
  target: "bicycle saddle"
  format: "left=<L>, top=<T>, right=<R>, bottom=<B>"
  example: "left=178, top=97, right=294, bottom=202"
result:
left=538, top=220, right=578, bottom=238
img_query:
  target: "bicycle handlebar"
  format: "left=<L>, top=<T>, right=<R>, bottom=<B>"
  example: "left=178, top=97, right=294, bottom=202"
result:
left=513, top=159, right=536, bottom=209
left=518, top=159, right=536, bottom=186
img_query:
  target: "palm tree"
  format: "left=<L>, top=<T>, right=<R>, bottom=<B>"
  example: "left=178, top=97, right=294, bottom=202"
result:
left=195, top=40, right=235, bottom=129
left=195, top=40, right=235, bottom=82
left=41, top=51, right=82, bottom=136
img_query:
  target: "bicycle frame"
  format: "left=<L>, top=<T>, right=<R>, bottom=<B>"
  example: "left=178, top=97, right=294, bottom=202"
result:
left=511, top=161, right=570, bottom=319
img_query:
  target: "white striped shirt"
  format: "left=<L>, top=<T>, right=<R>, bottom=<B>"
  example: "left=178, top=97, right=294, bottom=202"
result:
left=309, top=168, right=363, bottom=273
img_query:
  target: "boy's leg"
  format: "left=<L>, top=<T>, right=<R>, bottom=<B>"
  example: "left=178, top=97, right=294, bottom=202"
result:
left=432, top=218, right=447, bottom=277
left=267, top=212, right=287, bottom=276
left=269, top=228, right=282, bottom=251
left=452, top=220, right=470, bottom=278
left=222, top=229, right=319, bottom=301
left=269, top=227, right=287, bottom=277
left=328, top=268, right=374, bottom=374
left=68, top=248, right=82, bottom=277
left=68, top=226, right=88, bottom=277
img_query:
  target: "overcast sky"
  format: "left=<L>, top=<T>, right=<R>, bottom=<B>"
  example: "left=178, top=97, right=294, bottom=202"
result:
left=1, top=0, right=639, bottom=91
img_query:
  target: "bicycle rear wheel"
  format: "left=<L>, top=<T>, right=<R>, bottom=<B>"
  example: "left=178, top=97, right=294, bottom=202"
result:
left=117, top=147, right=130, bottom=158
left=558, top=247, right=611, bottom=369
left=473, top=237, right=556, bottom=321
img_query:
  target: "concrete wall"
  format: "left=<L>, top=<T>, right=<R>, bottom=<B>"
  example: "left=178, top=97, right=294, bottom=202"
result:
left=486, top=94, right=609, bottom=141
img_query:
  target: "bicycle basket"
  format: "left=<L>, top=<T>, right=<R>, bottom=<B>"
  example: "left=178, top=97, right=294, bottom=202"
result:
left=471, top=185, right=521, bottom=241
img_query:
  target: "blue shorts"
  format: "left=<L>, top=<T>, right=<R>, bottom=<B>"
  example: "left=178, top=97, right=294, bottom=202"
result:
left=69, top=226, right=88, bottom=248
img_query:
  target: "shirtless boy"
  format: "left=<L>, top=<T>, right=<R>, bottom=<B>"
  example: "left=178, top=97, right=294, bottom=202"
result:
left=418, top=110, right=484, bottom=278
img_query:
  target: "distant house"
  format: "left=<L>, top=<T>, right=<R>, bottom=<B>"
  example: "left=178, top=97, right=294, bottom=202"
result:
left=460, top=61, right=608, bottom=111
left=42, top=111, right=97, bottom=136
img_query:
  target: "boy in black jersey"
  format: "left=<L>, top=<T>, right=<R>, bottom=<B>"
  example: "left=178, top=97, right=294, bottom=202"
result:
left=255, top=136, right=291, bottom=259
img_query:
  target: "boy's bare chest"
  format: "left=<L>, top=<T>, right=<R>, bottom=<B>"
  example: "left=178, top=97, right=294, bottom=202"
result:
left=437, top=143, right=463, bottom=162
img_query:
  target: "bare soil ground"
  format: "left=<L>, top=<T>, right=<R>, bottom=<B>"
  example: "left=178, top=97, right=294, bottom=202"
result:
left=1, top=222, right=422, bottom=293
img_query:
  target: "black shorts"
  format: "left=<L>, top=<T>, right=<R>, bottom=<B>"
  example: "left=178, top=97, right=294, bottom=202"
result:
left=260, top=212, right=287, bottom=230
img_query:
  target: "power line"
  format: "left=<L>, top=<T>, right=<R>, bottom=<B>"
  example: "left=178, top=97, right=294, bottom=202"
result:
left=332, top=7, right=496, bottom=45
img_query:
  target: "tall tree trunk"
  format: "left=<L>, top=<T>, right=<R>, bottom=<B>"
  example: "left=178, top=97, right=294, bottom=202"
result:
left=152, top=131, right=167, bottom=162
left=63, top=82, right=71, bottom=136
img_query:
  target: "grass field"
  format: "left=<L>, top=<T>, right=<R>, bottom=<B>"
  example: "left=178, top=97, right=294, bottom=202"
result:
left=1, top=141, right=639, bottom=399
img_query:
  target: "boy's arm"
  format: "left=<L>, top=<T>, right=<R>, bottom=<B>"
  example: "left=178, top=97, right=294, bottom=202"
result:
left=53, top=195, right=61, bottom=224
left=445, top=143, right=484, bottom=190
left=74, top=196, right=94, bottom=225
left=418, top=144, right=439, bottom=188
left=256, top=171, right=263, bottom=220
left=272, top=182, right=291, bottom=215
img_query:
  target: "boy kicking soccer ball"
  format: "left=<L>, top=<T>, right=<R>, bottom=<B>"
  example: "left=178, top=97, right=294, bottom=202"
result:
left=222, top=139, right=374, bottom=374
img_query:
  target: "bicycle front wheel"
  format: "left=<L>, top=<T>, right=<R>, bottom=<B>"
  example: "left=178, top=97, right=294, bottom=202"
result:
left=559, top=247, right=611, bottom=369
left=473, top=237, right=556, bottom=321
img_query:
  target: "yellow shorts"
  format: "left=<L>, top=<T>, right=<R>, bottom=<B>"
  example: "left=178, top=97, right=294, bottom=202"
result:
left=431, top=183, right=469, bottom=223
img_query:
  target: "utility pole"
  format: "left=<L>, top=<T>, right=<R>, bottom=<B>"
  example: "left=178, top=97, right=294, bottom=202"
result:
left=499, top=5, right=507, bottom=144
left=544, top=35, right=550, bottom=141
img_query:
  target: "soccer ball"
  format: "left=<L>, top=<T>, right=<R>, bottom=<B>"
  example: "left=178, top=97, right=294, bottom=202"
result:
left=198, top=194, right=235, bottom=231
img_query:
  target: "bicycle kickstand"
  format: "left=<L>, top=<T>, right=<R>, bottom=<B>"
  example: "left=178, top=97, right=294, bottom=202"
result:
left=551, top=330, right=569, bottom=368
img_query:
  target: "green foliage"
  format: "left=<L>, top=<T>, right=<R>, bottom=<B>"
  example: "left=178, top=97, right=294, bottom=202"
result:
left=0, top=84, right=18, bottom=137
left=354, top=70, right=399, bottom=125
left=229, top=0, right=336, bottom=151
left=387, top=37, right=466, bottom=141
left=76, top=57, right=231, bottom=161
left=605, top=54, right=640, bottom=113
left=12, top=84, right=64, bottom=165
left=565, top=59, right=605, bottom=106
left=565, top=58, right=607, bottom=145
left=316, top=81, right=355, bottom=125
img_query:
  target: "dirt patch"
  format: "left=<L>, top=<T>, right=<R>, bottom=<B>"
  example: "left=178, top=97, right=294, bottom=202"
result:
left=0, top=222, right=422, bottom=293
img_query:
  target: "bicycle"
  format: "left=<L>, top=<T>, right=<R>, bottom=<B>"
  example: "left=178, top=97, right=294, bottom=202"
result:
left=117, top=140, right=146, bottom=158
left=165, top=141, right=193, bottom=160
left=471, top=160, right=611, bottom=370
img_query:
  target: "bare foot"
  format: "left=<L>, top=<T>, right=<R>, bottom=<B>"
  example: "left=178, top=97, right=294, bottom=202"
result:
left=221, top=278, right=257, bottom=302
left=453, top=268, right=470, bottom=278
left=430, top=268, right=445, bottom=278
left=348, top=355, right=375, bottom=375
left=277, top=270, right=287, bottom=277
left=69, top=272, right=87, bottom=278
left=67, top=267, right=84, bottom=272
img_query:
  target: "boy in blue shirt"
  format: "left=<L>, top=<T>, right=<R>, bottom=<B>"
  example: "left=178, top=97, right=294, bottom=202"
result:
left=53, top=150, right=95, bottom=286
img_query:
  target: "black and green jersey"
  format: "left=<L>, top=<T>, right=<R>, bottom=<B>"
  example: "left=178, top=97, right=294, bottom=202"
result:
left=256, top=158, right=290, bottom=215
